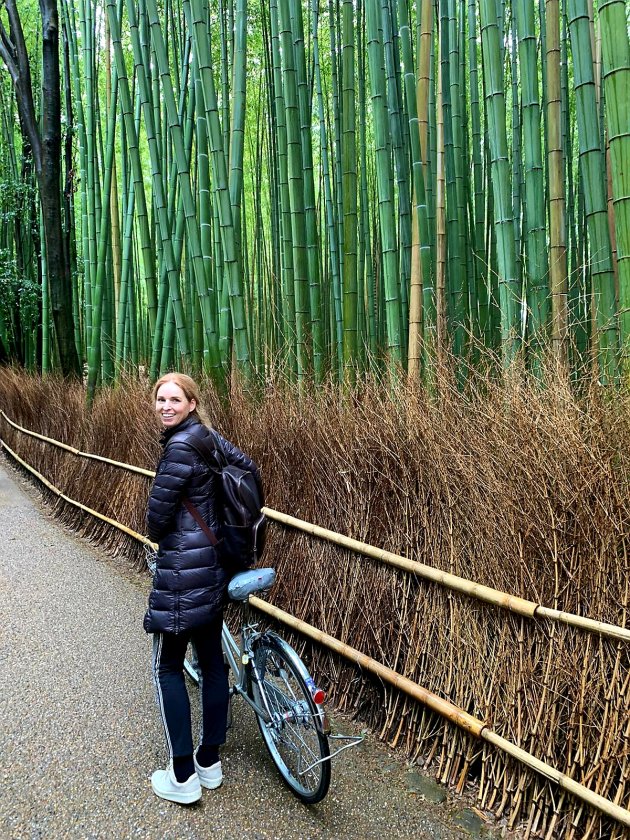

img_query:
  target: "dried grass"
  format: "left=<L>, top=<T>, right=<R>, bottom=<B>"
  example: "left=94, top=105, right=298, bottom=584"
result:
left=1, top=360, right=629, bottom=838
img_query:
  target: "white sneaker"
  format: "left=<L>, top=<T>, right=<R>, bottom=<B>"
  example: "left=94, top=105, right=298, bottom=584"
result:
left=151, top=765, right=202, bottom=804
left=194, top=756, right=223, bottom=790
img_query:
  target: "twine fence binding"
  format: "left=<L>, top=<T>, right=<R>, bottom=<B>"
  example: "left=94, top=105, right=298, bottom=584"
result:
left=1, top=411, right=630, bottom=829
left=2, top=409, right=629, bottom=643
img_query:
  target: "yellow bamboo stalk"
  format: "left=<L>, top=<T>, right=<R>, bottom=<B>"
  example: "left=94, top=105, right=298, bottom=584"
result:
left=407, top=203, right=423, bottom=380
left=0, top=410, right=154, bottom=476
left=251, top=597, right=630, bottom=830
left=3, top=410, right=630, bottom=643
left=482, top=730, right=630, bottom=829
left=264, top=508, right=630, bottom=643
left=0, top=438, right=155, bottom=547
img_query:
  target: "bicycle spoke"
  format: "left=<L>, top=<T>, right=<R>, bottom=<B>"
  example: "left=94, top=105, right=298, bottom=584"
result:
left=252, top=638, right=330, bottom=802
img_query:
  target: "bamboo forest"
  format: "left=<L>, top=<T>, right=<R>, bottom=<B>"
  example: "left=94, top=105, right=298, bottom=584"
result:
left=0, top=0, right=628, bottom=392
left=3, top=1, right=630, bottom=836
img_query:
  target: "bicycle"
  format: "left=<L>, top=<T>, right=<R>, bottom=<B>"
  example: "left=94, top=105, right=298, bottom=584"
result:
left=184, top=566, right=361, bottom=804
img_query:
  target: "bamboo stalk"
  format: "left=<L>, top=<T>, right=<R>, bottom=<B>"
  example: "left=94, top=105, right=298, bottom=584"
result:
left=0, top=437, right=154, bottom=545
left=251, top=596, right=630, bottom=830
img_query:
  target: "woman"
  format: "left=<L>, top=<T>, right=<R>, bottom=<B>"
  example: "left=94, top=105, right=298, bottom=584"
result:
left=145, top=372, right=261, bottom=805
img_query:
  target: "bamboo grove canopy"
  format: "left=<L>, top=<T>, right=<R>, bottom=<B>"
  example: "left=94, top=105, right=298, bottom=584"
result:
left=0, top=0, right=629, bottom=390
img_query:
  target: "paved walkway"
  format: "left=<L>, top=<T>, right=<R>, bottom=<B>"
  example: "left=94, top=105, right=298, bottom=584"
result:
left=0, top=457, right=503, bottom=840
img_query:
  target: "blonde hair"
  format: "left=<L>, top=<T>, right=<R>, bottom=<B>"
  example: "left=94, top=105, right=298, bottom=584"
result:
left=152, top=372, right=209, bottom=424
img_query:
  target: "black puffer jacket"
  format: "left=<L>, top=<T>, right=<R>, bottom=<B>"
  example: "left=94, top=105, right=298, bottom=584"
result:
left=144, top=416, right=260, bottom=634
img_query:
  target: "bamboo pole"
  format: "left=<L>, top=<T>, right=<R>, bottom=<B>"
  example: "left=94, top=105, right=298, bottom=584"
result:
left=0, top=437, right=155, bottom=546
left=2, top=409, right=630, bottom=643
left=0, top=410, right=155, bottom=477
left=251, top=597, right=630, bottom=830
left=262, top=508, right=630, bottom=643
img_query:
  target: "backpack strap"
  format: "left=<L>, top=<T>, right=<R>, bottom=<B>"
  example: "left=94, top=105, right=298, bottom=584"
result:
left=183, top=430, right=224, bottom=471
left=181, top=430, right=222, bottom=547
left=183, top=498, right=220, bottom=547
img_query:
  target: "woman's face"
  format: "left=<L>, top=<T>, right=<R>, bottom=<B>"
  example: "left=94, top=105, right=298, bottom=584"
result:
left=155, top=381, right=197, bottom=429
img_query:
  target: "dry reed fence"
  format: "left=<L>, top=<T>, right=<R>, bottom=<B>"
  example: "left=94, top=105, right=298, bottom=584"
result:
left=1, top=363, right=629, bottom=839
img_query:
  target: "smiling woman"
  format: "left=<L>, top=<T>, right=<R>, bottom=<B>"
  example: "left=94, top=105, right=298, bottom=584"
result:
left=144, top=371, right=262, bottom=805
left=153, top=374, right=199, bottom=429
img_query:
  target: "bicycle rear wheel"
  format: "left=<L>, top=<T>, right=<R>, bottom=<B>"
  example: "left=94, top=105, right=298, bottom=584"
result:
left=251, top=634, right=330, bottom=804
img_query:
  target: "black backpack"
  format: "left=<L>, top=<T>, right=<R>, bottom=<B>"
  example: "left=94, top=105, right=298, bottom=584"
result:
left=183, top=432, right=267, bottom=574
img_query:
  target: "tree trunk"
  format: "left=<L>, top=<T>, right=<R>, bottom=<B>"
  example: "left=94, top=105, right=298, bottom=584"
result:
left=0, top=0, right=81, bottom=377
left=40, top=0, right=80, bottom=376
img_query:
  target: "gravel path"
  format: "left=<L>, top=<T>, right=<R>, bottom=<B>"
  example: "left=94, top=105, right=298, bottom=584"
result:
left=0, top=457, right=506, bottom=840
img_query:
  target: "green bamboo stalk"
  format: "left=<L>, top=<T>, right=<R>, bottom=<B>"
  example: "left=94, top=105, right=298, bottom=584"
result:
left=77, top=0, right=96, bottom=354
left=416, top=0, right=436, bottom=358
left=510, top=18, right=523, bottom=297
left=194, top=58, right=218, bottom=375
left=467, top=0, right=486, bottom=345
left=440, top=0, right=467, bottom=357
left=229, top=0, right=247, bottom=241
left=545, top=0, right=567, bottom=364
left=366, top=0, right=402, bottom=366
left=357, top=0, right=377, bottom=359
left=115, top=176, right=135, bottom=374
left=450, top=0, right=469, bottom=348
left=567, top=0, right=618, bottom=379
left=599, top=0, right=630, bottom=370
left=341, top=0, right=358, bottom=374
left=40, top=204, right=50, bottom=373
left=268, top=0, right=297, bottom=378
left=219, top=0, right=231, bottom=154
left=60, top=0, right=88, bottom=365
left=277, top=0, right=312, bottom=379
left=515, top=0, right=550, bottom=364
left=381, top=0, right=411, bottom=356
left=479, top=0, right=520, bottom=362
left=86, top=64, right=118, bottom=402
left=290, top=0, right=324, bottom=380
left=328, top=0, right=345, bottom=286
left=313, top=0, right=343, bottom=377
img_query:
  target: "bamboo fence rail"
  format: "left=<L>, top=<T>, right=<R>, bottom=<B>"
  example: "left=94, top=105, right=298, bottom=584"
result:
left=2, top=409, right=629, bottom=644
left=1, top=429, right=630, bottom=831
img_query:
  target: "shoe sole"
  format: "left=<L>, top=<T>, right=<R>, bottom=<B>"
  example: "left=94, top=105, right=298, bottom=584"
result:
left=151, top=783, right=202, bottom=804
left=198, top=776, right=223, bottom=790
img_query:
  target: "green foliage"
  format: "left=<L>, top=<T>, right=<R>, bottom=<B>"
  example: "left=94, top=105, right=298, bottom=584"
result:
left=0, top=0, right=628, bottom=385
left=0, top=247, right=40, bottom=354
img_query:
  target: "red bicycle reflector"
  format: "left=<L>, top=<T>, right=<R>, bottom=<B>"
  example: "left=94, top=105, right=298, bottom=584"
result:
left=312, top=688, right=326, bottom=705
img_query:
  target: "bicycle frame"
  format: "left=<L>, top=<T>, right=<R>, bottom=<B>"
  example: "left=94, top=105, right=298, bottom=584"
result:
left=221, top=600, right=328, bottom=736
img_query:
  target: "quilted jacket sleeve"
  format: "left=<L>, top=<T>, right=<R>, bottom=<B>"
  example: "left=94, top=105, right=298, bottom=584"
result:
left=147, top=442, right=195, bottom=542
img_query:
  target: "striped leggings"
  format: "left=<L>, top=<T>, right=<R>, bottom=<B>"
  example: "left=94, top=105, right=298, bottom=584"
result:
left=151, top=616, right=228, bottom=759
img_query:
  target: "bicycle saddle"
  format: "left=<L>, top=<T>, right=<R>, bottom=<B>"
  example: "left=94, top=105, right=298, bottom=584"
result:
left=228, top=568, right=276, bottom=601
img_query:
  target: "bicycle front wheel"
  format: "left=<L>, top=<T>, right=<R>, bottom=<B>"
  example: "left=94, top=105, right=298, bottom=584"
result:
left=251, top=635, right=330, bottom=804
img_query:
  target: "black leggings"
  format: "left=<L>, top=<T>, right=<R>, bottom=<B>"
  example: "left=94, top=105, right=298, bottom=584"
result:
left=151, top=616, right=228, bottom=759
